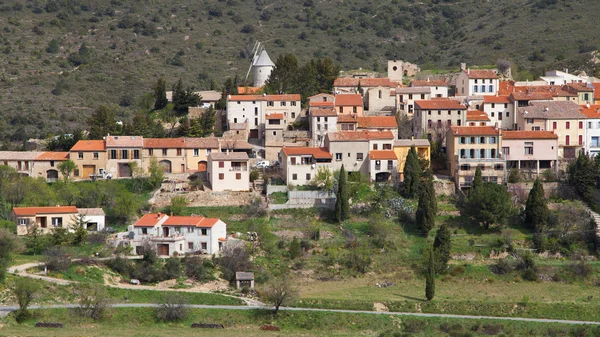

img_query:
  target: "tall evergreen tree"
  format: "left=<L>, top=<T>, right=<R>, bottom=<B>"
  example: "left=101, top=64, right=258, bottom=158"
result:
left=416, top=177, right=436, bottom=237
left=425, top=246, right=435, bottom=301
left=402, top=146, right=422, bottom=198
left=335, top=165, right=349, bottom=222
left=433, top=223, right=451, bottom=273
left=472, top=166, right=483, bottom=191
left=464, top=183, right=513, bottom=229
left=153, top=78, right=168, bottom=110
left=264, top=54, right=299, bottom=94
left=568, top=153, right=596, bottom=202
left=87, top=105, right=120, bottom=139
left=171, top=78, right=201, bottom=114
left=357, top=80, right=363, bottom=95
left=524, top=178, right=548, bottom=232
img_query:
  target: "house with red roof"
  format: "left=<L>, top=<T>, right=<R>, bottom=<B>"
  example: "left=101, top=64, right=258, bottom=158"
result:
left=280, top=147, right=332, bottom=186
left=12, top=206, right=105, bottom=236
left=335, top=94, right=364, bottom=116
left=105, top=136, right=144, bottom=178
left=410, top=78, right=449, bottom=98
left=357, top=116, right=398, bottom=138
left=413, top=99, right=468, bottom=140
left=143, top=138, right=187, bottom=174
left=128, top=213, right=227, bottom=256
left=455, top=68, right=499, bottom=97
left=69, top=140, right=107, bottom=180
left=581, top=104, right=600, bottom=157
left=309, top=108, right=338, bottom=147
left=502, top=131, right=559, bottom=180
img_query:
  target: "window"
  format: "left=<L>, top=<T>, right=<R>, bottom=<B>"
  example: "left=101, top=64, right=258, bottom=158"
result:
left=290, top=157, right=296, bottom=165
left=291, top=112, right=296, bottom=118
left=272, top=131, right=277, bottom=136
left=409, top=94, right=413, bottom=100
left=457, top=119, right=462, bottom=126
left=526, top=118, right=533, bottom=124
left=522, top=141, right=533, bottom=155
left=584, top=93, right=590, bottom=101
left=460, top=164, right=470, bottom=171
left=387, top=160, right=393, bottom=170
left=160, top=149, right=166, bottom=156
left=19, top=219, right=27, bottom=226
left=74, top=169, right=79, bottom=176
left=267, top=101, right=274, bottom=107
left=280, top=101, right=286, bottom=106
left=176, top=148, right=182, bottom=156
left=317, top=124, right=321, bottom=130
left=498, top=112, right=502, bottom=120
left=460, top=137, right=466, bottom=144
left=187, top=227, right=194, bottom=233
left=592, top=137, right=599, bottom=147
left=489, top=85, right=493, bottom=92
left=502, top=147, right=509, bottom=156
left=324, top=124, right=328, bottom=130
left=383, top=144, right=392, bottom=150
left=428, top=110, right=431, bottom=116
left=474, top=79, right=478, bottom=84
left=201, top=229, right=207, bottom=236
left=566, top=121, right=570, bottom=129
left=219, top=161, right=224, bottom=168
left=51, top=217, right=62, bottom=227
left=495, top=164, right=504, bottom=171
left=292, top=173, right=297, bottom=180
left=335, top=153, right=342, bottom=161
left=373, top=144, right=378, bottom=150
left=142, top=228, right=147, bottom=235
left=579, top=121, right=583, bottom=129
left=491, top=112, right=495, bottom=117
left=552, top=121, right=557, bottom=130
left=122, top=150, right=128, bottom=159
left=93, top=152, right=99, bottom=160
left=566, top=135, right=570, bottom=146
left=148, top=149, right=153, bottom=156
left=357, top=153, right=363, bottom=161
left=219, top=173, right=224, bottom=180
left=133, top=150, right=140, bottom=159
left=438, top=110, right=441, bottom=115
left=480, top=137, right=486, bottom=144
left=291, top=101, right=297, bottom=106
left=428, top=120, right=432, bottom=128
left=460, top=149, right=466, bottom=158
left=193, top=149, right=199, bottom=156
left=589, top=122, right=593, bottom=129
left=491, top=103, right=495, bottom=109
left=78, top=152, right=84, bottom=159
left=110, top=150, right=117, bottom=159
left=481, top=85, right=486, bottom=93
left=201, top=242, right=207, bottom=250
left=489, top=137, right=497, bottom=144
left=188, top=242, right=194, bottom=250
left=579, top=135, right=583, bottom=145
left=234, top=173, right=240, bottom=180
left=306, top=173, right=311, bottom=180
left=207, top=149, right=212, bottom=156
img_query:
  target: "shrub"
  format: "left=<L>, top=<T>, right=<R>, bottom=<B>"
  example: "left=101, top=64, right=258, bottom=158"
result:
left=184, top=256, right=214, bottom=282
left=75, top=283, right=111, bottom=320
left=507, top=169, right=521, bottom=183
left=249, top=170, right=259, bottom=182
left=214, top=245, right=251, bottom=283
left=403, top=319, right=426, bottom=333
left=44, top=247, right=71, bottom=272
left=164, top=257, right=182, bottom=279
left=155, top=293, right=188, bottom=321
left=491, top=258, right=513, bottom=275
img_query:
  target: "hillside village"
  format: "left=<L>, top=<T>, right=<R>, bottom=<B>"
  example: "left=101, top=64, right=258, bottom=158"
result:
left=1, top=46, right=600, bottom=336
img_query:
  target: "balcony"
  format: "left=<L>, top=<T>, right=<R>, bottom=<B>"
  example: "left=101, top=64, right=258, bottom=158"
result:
left=148, top=234, right=185, bottom=242
left=230, top=166, right=248, bottom=171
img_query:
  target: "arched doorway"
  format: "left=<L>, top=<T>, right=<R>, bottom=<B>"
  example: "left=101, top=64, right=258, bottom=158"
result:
left=198, top=161, right=207, bottom=172
left=375, top=172, right=391, bottom=182
left=159, top=160, right=172, bottom=173
left=46, top=169, right=59, bottom=182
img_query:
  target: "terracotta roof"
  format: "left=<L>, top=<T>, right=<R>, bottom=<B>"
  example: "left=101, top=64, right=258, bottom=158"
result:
left=197, top=90, right=222, bottom=102
left=357, top=116, right=398, bottom=129
left=163, top=216, right=220, bottom=228
left=394, top=139, right=431, bottom=147
left=308, top=93, right=334, bottom=100
left=310, top=108, right=337, bottom=117
left=498, top=81, right=515, bottom=95
left=13, top=206, right=78, bottom=217
left=282, top=147, right=332, bottom=159
left=510, top=92, right=554, bottom=101
left=106, top=136, right=143, bottom=148
left=592, top=83, right=600, bottom=100
left=565, top=83, right=593, bottom=92
left=581, top=104, right=600, bottom=118
left=395, top=87, right=432, bottom=94
left=510, top=85, right=576, bottom=99
left=450, top=126, right=499, bottom=136
left=209, top=152, right=249, bottom=161
left=337, top=115, right=358, bottom=123
left=219, top=139, right=253, bottom=150
left=334, top=78, right=400, bottom=88
left=369, top=150, right=397, bottom=160
left=134, top=213, right=168, bottom=227
left=503, top=131, right=558, bottom=140
left=70, top=140, right=105, bottom=152
left=466, top=110, right=490, bottom=121
left=517, top=101, right=586, bottom=119
left=463, top=69, right=498, bottom=79
left=78, top=208, right=105, bottom=216
left=184, top=137, right=220, bottom=149
left=410, top=79, right=447, bottom=87
left=228, top=94, right=300, bottom=101
left=265, top=113, right=284, bottom=120
left=309, top=101, right=335, bottom=107
left=335, top=94, right=363, bottom=106
left=36, top=152, right=69, bottom=161
left=0, top=151, right=44, bottom=161
left=327, top=131, right=394, bottom=141
left=483, top=95, right=511, bottom=104
left=414, top=99, right=466, bottom=110
left=237, top=86, right=263, bottom=94
left=144, top=138, right=185, bottom=149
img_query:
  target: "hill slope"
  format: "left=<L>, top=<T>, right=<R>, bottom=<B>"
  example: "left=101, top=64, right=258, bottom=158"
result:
left=0, top=0, right=599, bottom=142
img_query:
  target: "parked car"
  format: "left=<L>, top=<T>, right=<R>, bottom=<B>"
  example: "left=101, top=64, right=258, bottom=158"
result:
left=254, top=160, right=270, bottom=169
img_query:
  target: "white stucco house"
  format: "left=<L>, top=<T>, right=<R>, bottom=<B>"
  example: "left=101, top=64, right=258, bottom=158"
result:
left=456, top=69, right=499, bottom=97
left=78, top=208, right=106, bottom=231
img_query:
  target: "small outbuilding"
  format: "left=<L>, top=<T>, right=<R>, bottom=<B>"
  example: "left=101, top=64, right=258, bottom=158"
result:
left=235, top=271, right=255, bottom=290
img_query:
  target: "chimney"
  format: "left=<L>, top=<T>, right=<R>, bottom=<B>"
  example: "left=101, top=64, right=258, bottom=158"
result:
left=170, top=212, right=173, bottom=216
left=157, top=212, right=161, bottom=218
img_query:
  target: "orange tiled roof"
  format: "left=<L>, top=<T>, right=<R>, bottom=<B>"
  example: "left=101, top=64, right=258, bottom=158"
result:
left=106, top=136, right=143, bottom=148
left=144, top=138, right=185, bottom=148
left=463, top=69, right=498, bottom=79
left=228, top=94, right=301, bottom=101
left=282, top=147, right=332, bottom=159
left=265, top=113, right=284, bottom=120
left=334, top=78, right=400, bottom=88
left=70, top=140, right=105, bottom=152
left=369, top=150, right=397, bottom=160
left=184, top=137, right=220, bottom=149
left=310, top=108, right=337, bottom=117
left=237, top=86, right=263, bottom=94
left=309, top=101, right=335, bottom=107
left=510, top=92, right=554, bottom=101
left=450, top=126, right=499, bottom=136
left=503, top=131, right=558, bottom=140
left=13, top=206, right=78, bottom=217
left=592, top=83, right=600, bottom=100
left=134, top=213, right=168, bottom=227
left=581, top=104, right=600, bottom=118
left=357, top=116, right=398, bottom=129
left=328, top=131, right=394, bottom=141
left=337, top=115, right=358, bottom=123
left=498, top=81, right=515, bottom=95
left=565, top=83, right=593, bottom=92
left=335, top=94, right=363, bottom=106
left=164, top=216, right=220, bottom=228
left=483, top=95, right=511, bottom=104
left=36, top=152, right=69, bottom=161
left=410, top=79, right=447, bottom=87
left=414, top=99, right=466, bottom=110
left=466, top=110, right=490, bottom=121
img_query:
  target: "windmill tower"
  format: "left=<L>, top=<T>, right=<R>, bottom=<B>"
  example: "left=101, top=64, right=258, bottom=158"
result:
left=245, top=42, right=275, bottom=87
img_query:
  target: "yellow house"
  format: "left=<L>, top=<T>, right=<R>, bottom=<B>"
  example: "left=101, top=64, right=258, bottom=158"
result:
left=12, top=206, right=79, bottom=236
left=184, top=137, right=220, bottom=173
left=69, top=140, right=107, bottom=179
left=143, top=138, right=187, bottom=174
left=393, top=139, right=431, bottom=181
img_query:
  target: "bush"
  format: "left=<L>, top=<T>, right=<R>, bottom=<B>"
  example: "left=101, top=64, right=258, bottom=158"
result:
left=403, top=319, right=426, bottom=333
left=164, top=257, right=182, bottom=279
left=507, top=169, right=522, bottom=183
left=155, top=294, right=188, bottom=321
left=75, top=283, right=111, bottom=320
left=184, top=256, right=213, bottom=281
left=491, top=258, right=513, bottom=275
left=250, top=170, right=259, bottom=182
left=214, top=245, right=251, bottom=283
left=44, top=247, right=71, bottom=272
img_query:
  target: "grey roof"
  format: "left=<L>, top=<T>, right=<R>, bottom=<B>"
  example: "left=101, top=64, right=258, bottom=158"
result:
left=253, top=50, right=275, bottom=67
left=0, top=151, right=44, bottom=161
left=78, top=208, right=105, bottom=216
left=394, top=139, right=431, bottom=147
left=197, top=90, right=222, bottom=102
left=518, top=101, right=586, bottom=120
left=209, top=152, right=249, bottom=161
left=395, top=87, right=432, bottom=94
left=235, top=271, right=254, bottom=280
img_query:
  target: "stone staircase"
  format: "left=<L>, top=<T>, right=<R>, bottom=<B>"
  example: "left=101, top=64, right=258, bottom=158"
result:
left=582, top=204, right=600, bottom=237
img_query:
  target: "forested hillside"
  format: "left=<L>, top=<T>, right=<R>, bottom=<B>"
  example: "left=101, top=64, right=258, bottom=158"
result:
left=0, top=0, right=598, bottom=142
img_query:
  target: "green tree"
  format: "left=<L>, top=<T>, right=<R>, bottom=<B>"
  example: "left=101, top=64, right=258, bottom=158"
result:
left=261, top=276, right=297, bottom=315
left=402, top=146, right=422, bottom=198
left=507, top=168, right=522, bottom=183
left=524, top=178, right=548, bottom=232
left=153, top=78, right=168, bottom=110
left=0, top=228, right=23, bottom=282
left=46, top=39, right=60, bottom=53
left=87, top=105, right=120, bottom=140
left=188, top=107, right=216, bottom=137
left=416, top=176, right=436, bottom=237
left=171, top=78, right=201, bottom=114
left=472, top=166, right=483, bottom=191
left=425, top=247, right=435, bottom=301
left=123, top=112, right=165, bottom=138
left=148, top=156, right=164, bottom=188
left=310, top=166, right=334, bottom=192
left=335, top=165, right=349, bottom=222
left=288, top=237, right=302, bottom=259
left=57, top=159, right=76, bottom=180
left=568, top=152, right=596, bottom=203
left=168, top=196, right=188, bottom=216
left=464, top=183, right=513, bottom=229
left=72, top=214, right=88, bottom=246
left=433, top=223, right=451, bottom=273
left=264, top=54, right=299, bottom=94
left=357, top=80, right=363, bottom=95
left=11, top=278, right=39, bottom=322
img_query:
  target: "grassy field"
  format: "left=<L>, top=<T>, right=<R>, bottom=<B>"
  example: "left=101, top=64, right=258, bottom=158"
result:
left=2, top=308, right=600, bottom=337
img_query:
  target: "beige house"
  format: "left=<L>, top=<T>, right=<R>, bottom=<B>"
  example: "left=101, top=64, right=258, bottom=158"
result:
left=447, top=126, right=504, bottom=189
left=13, top=206, right=79, bottom=235
left=365, top=86, right=396, bottom=113
left=264, top=113, right=285, bottom=161
left=105, top=136, right=143, bottom=178
left=395, top=87, right=432, bottom=117
left=413, top=99, right=468, bottom=140
left=455, top=69, right=499, bottom=96
left=325, top=131, right=394, bottom=178
left=184, top=137, right=220, bottom=173
left=410, top=78, right=448, bottom=98
left=310, top=108, right=338, bottom=147
left=70, top=140, right=107, bottom=179
left=143, top=138, right=187, bottom=174
left=280, top=147, right=332, bottom=185
left=503, top=131, right=559, bottom=180
left=335, top=94, right=364, bottom=116
left=207, top=152, right=249, bottom=191
left=0, top=151, right=69, bottom=182
left=482, top=95, right=515, bottom=130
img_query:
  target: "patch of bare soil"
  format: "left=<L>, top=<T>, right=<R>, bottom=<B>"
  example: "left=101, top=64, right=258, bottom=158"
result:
left=320, top=231, right=334, bottom=239
left=152, top=190, right=262, bottom=208
left=373, top=302, right=388, bottom=312
left=272, top=214, right=293, bottom=219
left=228, top=214, right=249, bottom=221
left=273, top=230, right=307, bottom=239
left=452, top=252, right=476, bottom=260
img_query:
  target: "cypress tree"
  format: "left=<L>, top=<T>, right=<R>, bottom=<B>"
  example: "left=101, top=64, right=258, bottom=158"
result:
left=425, top=247, right=435, bottom=301
left=416, top=177, right=435, bottom=237
left=433, top=223, right=451, bottom=273
left=335, top=165, right=349, bottom=222
left=153, top=78, right=168, bottom=110
left=524, top=178, right=548, bottom=232
left=472, top=166, right=483, bottom=191
left=402, top=146, right=422, bottom=198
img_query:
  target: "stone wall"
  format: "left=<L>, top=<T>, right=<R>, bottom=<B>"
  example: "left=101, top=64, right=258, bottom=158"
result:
left=507, top=182, right=559, bottom=204
left=433, top=179, right=455, bottom=197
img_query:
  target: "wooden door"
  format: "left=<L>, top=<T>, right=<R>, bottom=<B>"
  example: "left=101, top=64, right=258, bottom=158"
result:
left=198, top=161, right=207, bottom=172
left=82, top=165, right=95, bottom=178
left=158, top=244, right=169, bottom=256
